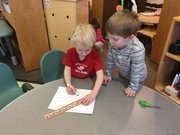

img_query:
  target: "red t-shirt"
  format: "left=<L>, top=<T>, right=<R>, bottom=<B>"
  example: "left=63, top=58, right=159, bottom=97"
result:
left=63, top=48, right=103, bottom=78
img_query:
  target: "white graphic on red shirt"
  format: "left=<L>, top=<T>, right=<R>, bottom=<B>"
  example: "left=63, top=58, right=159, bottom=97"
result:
left=75, top=63, right=87, bottom=74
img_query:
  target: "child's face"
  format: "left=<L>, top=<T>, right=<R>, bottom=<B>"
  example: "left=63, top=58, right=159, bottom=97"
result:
left=107, top=33, right=132, bottom=49
left=76, top=47, right=92, bottom=58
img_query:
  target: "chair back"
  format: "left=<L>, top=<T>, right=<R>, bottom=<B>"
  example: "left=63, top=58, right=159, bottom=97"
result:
left=40, top=50, right=65, bottom=83
left=0, top=62, right=23, bottom=110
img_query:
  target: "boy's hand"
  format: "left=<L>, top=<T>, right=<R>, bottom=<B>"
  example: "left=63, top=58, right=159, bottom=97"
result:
left=103, top=75, right=112, bottom=85
left=81, top=93, right=96, bottom=105
left=66, top=84, right=77, bottom=95
left=124, top=87, right=136, bottom=97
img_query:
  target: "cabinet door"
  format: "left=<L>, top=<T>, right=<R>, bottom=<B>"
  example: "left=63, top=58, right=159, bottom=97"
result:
left=9, top=0, right=49, bottom=71
left=102, top=0, right=118, bottom=35
left=92, top=0, right=119, bottom=36
left=44, top=0, right=88, bottom=51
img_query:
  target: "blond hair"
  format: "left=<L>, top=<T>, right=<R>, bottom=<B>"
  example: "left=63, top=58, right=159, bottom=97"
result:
left=105, top=9, right=140, bottom=38
left=71, top=23, right=96, bottom=49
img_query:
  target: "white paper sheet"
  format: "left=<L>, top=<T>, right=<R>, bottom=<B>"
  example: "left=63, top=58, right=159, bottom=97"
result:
left=48, top=86, right=95, bottom=114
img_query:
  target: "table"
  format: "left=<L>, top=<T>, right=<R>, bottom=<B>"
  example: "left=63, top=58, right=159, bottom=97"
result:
left=0, top=78, right=180, bottom=135
left=137, top=13, right=160, bottom=24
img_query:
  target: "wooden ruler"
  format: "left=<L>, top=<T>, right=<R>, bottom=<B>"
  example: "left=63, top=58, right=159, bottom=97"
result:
left=44, top=98, right=83, bottom=120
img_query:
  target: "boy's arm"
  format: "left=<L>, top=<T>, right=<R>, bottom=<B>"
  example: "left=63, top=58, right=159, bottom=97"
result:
left=82, top=69, right=104, bottom=105
left=129, top=48, right=146, bottom=91
left=64, top=66, right=76, bottom=95
left=92, top=69, right=104, bottom=96
left=105, top=46, right=115, bottom=77
left=64, top=66, right=72, bottom=85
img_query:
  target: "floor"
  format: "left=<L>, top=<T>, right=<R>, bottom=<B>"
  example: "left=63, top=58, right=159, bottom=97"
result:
left=17, top=81, right=42, bottom=89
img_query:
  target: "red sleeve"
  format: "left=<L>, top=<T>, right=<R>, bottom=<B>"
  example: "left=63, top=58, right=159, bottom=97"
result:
left=62, top=48, right=76, bottom=67
left=92, top=49, right=104, bottom=71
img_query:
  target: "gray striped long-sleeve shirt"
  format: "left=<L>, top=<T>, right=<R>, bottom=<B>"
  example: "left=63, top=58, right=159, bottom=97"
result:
left=105, top=36, right=147, bottom=91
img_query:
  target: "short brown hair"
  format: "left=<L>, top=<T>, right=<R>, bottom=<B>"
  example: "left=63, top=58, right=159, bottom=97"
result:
left=105, top=9, right=140, bottom=38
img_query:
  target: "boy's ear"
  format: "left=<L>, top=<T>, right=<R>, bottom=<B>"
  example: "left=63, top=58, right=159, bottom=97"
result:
left=129, top=35, right=134, bottom=39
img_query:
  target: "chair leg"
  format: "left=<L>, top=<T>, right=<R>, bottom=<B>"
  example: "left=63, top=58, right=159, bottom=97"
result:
left=0, top=45, right=6, bottom=56
left=5, top=37, right=18, bottom=65
left=148, top=36, right=155, bottom=49
left=0, top=38, right=8, bottom=52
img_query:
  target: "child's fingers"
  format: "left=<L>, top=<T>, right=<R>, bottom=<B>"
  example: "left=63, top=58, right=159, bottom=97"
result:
left=66, top=87, right=76, bottom=95
left=126, top=92, right=135, bottom=97
left=82, top=99, right=90, bottom=105
left=124, top=88, right=136, bottom=97
left=103, top=77, right=111, bottom=83
left=81, top=95, right=94, bottom=105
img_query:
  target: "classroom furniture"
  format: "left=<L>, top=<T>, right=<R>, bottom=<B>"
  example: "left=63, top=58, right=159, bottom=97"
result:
left=138, top=0, right=147, bottom=12
left=0, top=78, right=180, bottom=135
left=91, top=0, right=152, bottom=36
left=92, top=0, right=119, bottom=36
left=137, top=13, right=160, bottom=52
left=150, top=0, right=180, bottom=64
left=0, top=0, right=49, bottom=71
left=155, top=16, right=180, bottom=105
left=137, top=13, right=160, bottom=24
left=0, top=62, right=24, bottom=110
left=44, top=0, right=88, bottom=52
left=0, top=20, right=17, bottom=65
left=137, top=25, right=157, bottom=52
left=40, top=50, right=65, bottom=83
left=0, top=44, right=5, bottom=56
left=137, top=26, right=156, bottom=47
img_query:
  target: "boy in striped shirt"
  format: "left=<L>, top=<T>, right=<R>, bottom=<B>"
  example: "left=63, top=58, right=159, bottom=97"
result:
left=103, top=10, right=147, bottom=97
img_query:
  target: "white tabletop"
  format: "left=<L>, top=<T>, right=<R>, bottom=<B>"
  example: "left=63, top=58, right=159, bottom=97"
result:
left=0, top=78, right=180, bottom=135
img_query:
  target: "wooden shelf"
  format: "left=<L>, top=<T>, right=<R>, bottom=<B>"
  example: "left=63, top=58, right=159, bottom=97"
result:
left=174, top=16, right=180, bottom=22
left=155, top=89, right=180, bottom=105
left=155, top=82, right=180, bottom=106
left=150, top=0, right=180, bottom=64
left=155, top=16, right=180, bottom=105
left=165, top=52, right=180, bottom=62
left=155, top=83, right=164, bottom=91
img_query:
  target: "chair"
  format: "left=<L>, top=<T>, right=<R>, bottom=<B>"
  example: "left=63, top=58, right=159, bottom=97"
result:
left=0, top=62, right=24, bottom=110
left=0, top=20, right=18, bottom=65
left=137, top=1, right=162, bottom=49
left=40, top=50, right=65, bottom=83
left=137, top=25, right=157, bottom=47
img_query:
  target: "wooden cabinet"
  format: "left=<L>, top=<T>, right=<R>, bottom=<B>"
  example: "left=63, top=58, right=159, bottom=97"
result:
left=92, top=0, right=119, bottom=36
left=155, top=16, right=180, bottom=105
left=44, top=0, right=88, bottom=51
left=150, top=0, right=180, bottom=64
left=1, top=0, right=50, bottom=72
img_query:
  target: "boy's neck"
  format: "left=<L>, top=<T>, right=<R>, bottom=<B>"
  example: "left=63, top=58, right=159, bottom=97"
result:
left=79, top=56, right=86, bottom=61
left=118, top=36, right=134, bottom=50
